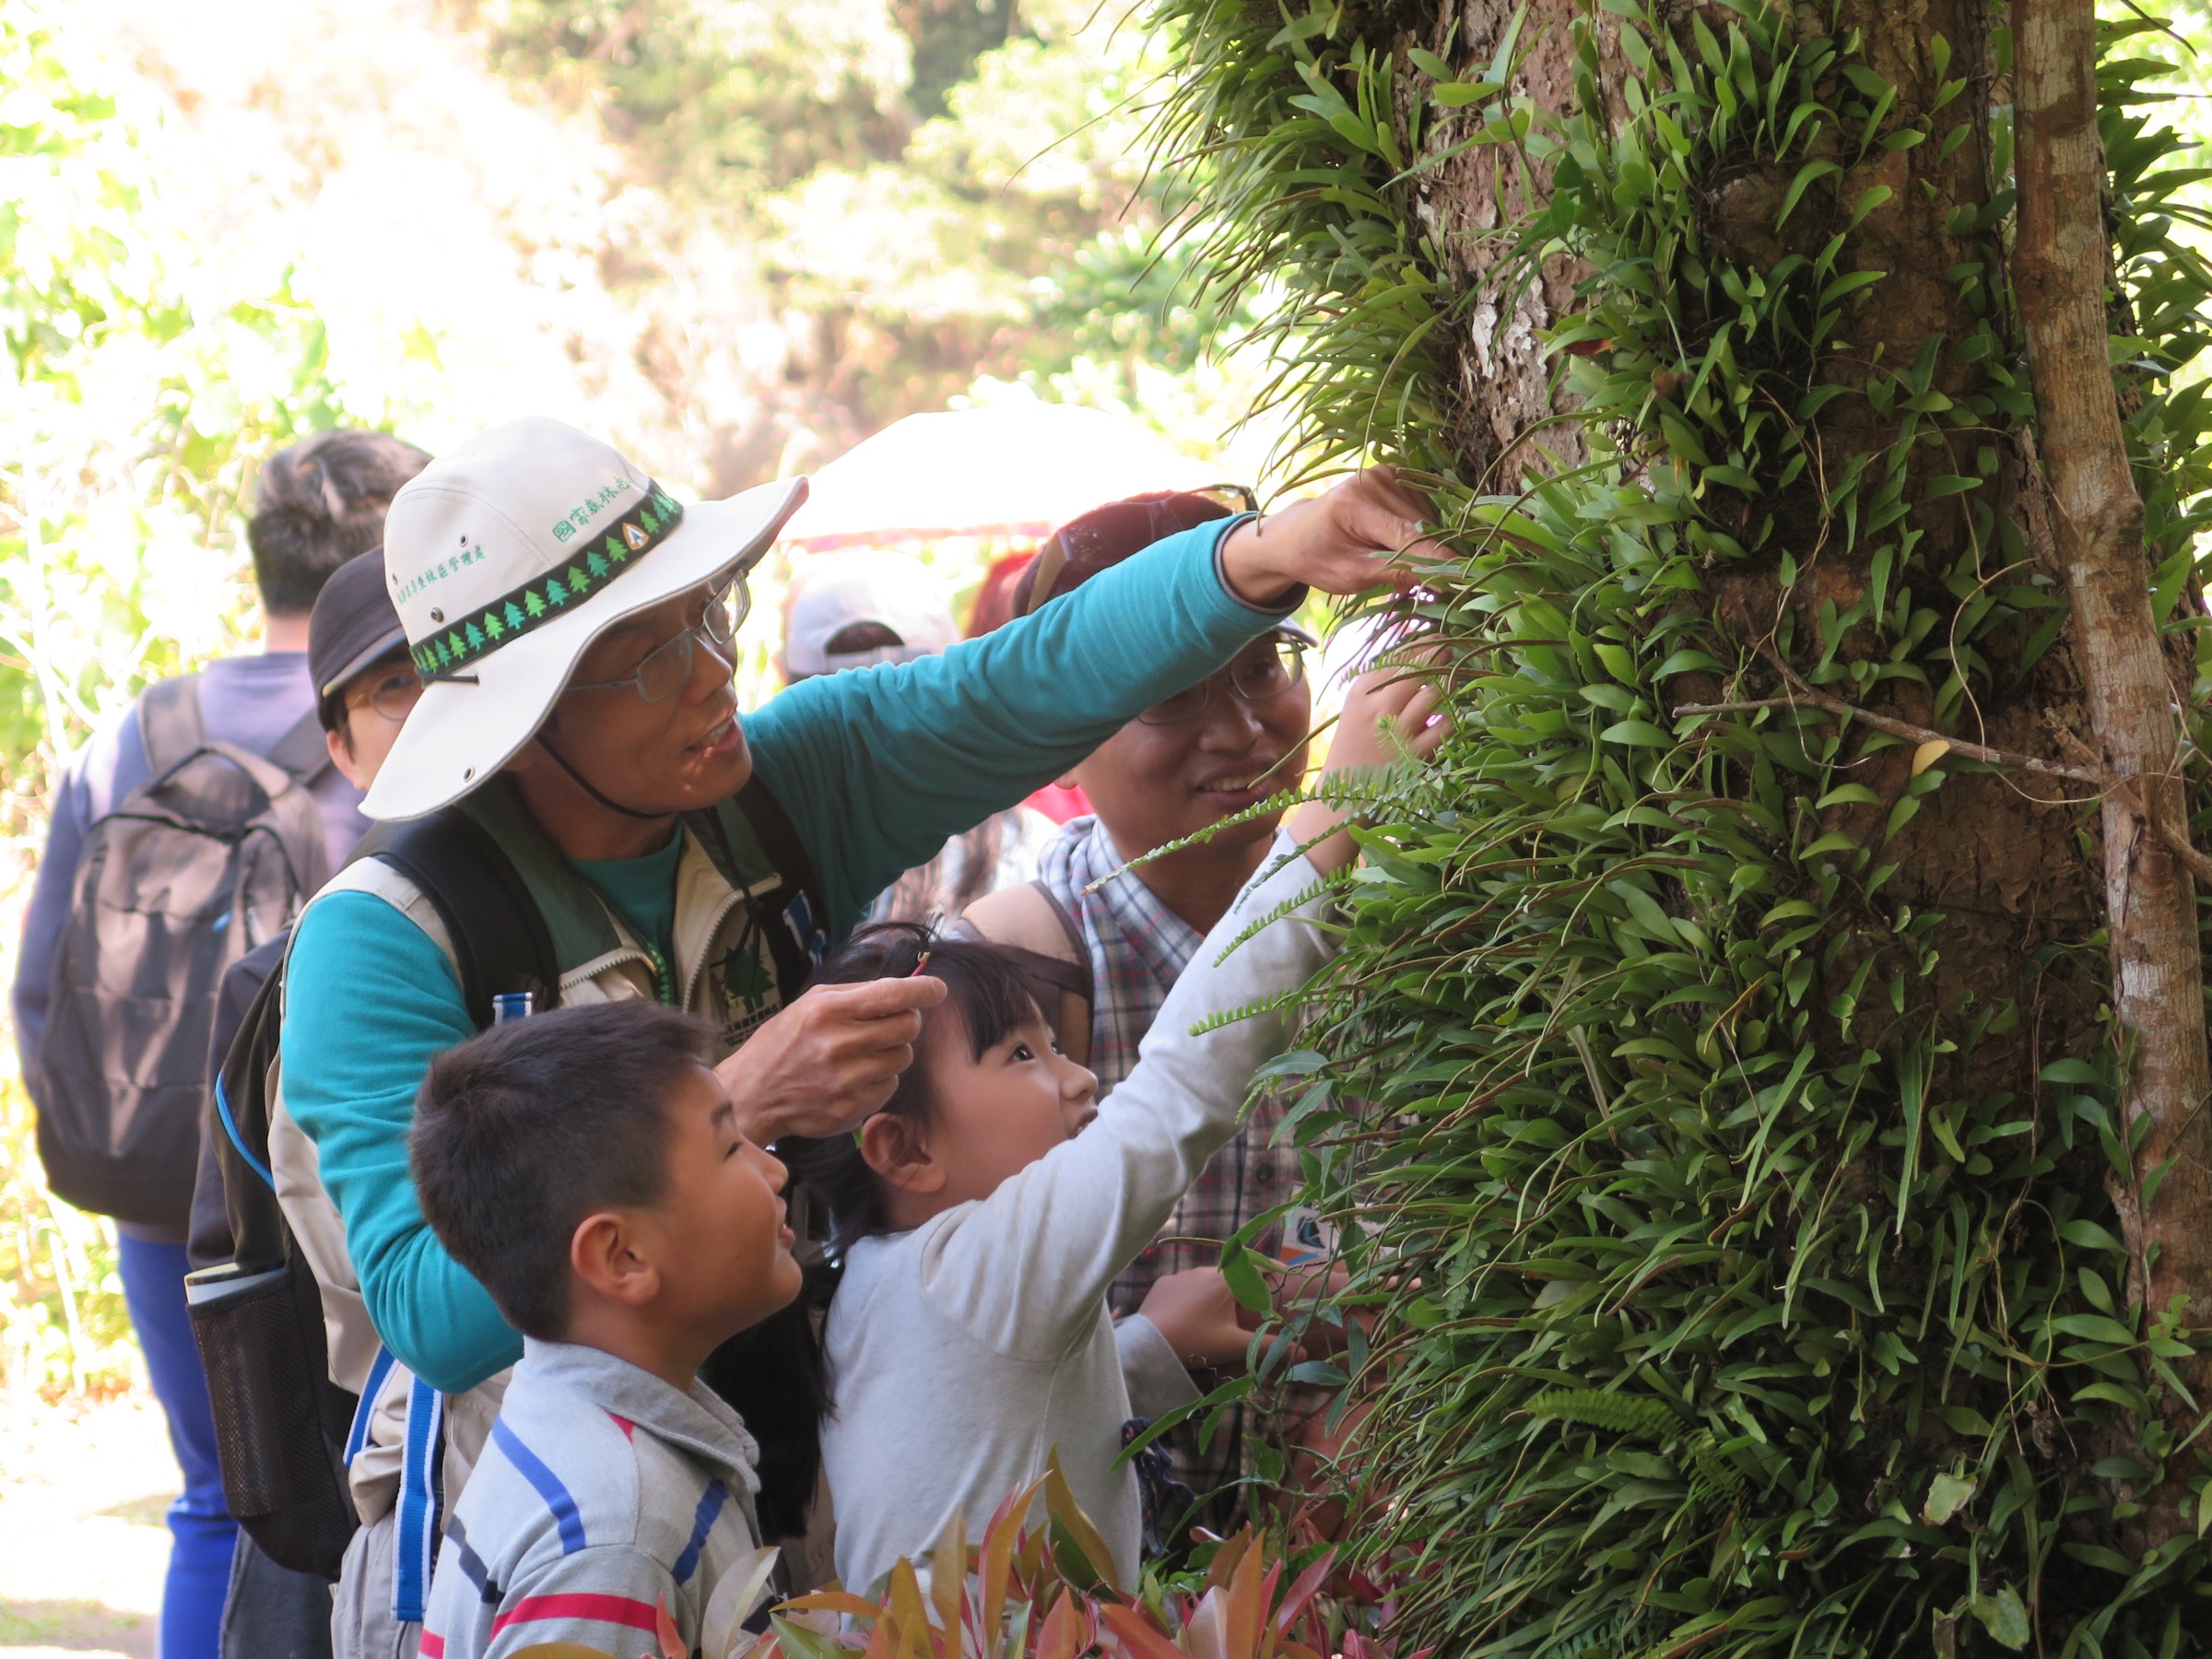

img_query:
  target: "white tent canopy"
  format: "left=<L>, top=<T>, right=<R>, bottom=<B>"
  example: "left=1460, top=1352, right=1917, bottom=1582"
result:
left=780, top=402, right=1224, bottom=550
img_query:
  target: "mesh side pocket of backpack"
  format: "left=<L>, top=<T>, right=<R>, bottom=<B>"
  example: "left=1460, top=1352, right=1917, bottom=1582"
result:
left=185, top=1258, right=358, bottom=1578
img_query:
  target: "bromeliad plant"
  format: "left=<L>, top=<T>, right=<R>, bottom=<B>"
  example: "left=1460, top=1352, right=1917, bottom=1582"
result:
left=518, top=1457, right=1420, bottom=1659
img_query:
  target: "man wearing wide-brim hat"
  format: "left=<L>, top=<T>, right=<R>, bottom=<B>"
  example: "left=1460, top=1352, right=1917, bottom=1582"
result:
left=265, top=418, right=1437, bottom=1650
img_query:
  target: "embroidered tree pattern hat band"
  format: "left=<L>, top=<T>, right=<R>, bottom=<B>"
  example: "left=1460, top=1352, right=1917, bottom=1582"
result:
left=408, top=481, right=684, bottom=678
left=362, top=417, right=806, bottom=822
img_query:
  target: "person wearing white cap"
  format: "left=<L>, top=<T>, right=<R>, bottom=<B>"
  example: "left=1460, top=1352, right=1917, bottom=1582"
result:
left=260, top=417, right=1435, bottom=1651
left=778, top=548, right=959, bottom=680
left=780, top=551, right=1055, bottom=922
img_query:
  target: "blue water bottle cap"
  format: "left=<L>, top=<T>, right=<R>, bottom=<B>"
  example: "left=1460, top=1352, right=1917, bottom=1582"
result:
left=491, top=992, right=535, bottom=1025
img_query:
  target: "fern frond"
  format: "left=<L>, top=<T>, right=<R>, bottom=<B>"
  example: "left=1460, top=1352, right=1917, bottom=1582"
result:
left=1683, top=1430, right=1748, bottom=1506
left=1077, top=785, right=1309, bottom=893
left=1075, top=771, right=1441, bottom=899
left=1212, top=872, right=1344, bottom=963
left=1187, top=984, right=1309, bottom=1036
left=1523, top=1388, right=1681, bottom=1441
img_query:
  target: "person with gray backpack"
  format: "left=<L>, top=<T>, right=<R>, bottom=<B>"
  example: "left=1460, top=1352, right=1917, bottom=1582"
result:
left=9, top=429, right=429, bottom=1659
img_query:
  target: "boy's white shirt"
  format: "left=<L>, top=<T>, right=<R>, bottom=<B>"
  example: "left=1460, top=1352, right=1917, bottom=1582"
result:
left=821, top=830, right=1333, bottom=1594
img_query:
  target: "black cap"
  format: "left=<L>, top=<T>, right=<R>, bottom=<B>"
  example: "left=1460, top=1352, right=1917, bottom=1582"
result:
left=310, top=548, right=408, bottom=709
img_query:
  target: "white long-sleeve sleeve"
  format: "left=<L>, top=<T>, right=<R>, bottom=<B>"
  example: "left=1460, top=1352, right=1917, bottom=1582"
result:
left=1115, top=1313, right=1202, bottom=1418
left=822, top=830, right=1333, bottom=1594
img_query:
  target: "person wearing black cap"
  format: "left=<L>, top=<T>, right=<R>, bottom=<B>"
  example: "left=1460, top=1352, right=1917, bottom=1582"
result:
left=191, top=546, right=423, bottom=1267
left=310, top=545, right=426, bottom=793
left=187, top=547, right=421, bottom=1278
left=183, top=546, right=422, bottom=1659
left=10, top=430, right=428, bottom=1659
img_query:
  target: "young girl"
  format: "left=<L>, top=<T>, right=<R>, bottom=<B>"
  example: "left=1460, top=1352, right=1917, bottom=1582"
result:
left=794, top=670, right=1441, bottom=1594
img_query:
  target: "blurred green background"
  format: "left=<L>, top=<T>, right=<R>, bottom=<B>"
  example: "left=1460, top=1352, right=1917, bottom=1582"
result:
left=0, top=0, right=1276, bottom=1400
left=7, top=0, right=2211, bottom=1407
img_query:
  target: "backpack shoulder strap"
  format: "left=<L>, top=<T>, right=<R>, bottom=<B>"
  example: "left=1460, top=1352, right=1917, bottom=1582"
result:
left=211, top=939, right=295, bottom=1265
left=137, top=676, right=206, bottom=775
left=688, top=779, right=831, bottom=993
left=264, top=709, right=334, bottom=786
left=370, top=810, right=561, bottom=1028
left=1032, top=877, right=1088, bottom=965
left=962, top=878, right=1087, bottom=970
left=731, top=777, right=829, bottom=934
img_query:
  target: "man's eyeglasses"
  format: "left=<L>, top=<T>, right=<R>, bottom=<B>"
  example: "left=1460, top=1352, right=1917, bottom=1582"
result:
left=571, top=574, right=751, bottom=704
left=346, top=664, right=426, bottom=724
left=1137, top=630, right=1308, bottom=726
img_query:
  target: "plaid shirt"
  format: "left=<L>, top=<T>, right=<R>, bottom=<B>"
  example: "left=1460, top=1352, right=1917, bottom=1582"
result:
left=1034, top=818, right=1292, bottom=1323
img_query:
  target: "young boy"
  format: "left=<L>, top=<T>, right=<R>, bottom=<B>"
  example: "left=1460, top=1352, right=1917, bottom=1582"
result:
left=408, top=1003, right=800, bottom=1659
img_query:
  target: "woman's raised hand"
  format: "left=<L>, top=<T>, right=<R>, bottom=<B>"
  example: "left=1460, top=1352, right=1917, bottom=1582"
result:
left=1217, top=466, right=1445, bottom=606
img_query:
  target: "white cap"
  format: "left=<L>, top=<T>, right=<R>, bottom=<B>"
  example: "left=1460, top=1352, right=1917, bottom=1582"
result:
left=363, top=417, right=805, bottom=820
left=782, top=551, right=958, bottom=679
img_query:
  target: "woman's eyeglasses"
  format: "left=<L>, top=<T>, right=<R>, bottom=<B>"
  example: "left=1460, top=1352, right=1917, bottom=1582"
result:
left=571, top=574, right=751, bottom=704
left=1136, top=631, right=1308, bottom=726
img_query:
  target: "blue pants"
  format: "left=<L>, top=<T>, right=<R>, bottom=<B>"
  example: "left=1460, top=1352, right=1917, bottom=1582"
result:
left=118, top=1234, right=240, bottom=1659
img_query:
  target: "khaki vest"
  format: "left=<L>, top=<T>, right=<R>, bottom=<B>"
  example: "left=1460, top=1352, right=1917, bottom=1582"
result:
left=267, top=779, right=816, bottom=1524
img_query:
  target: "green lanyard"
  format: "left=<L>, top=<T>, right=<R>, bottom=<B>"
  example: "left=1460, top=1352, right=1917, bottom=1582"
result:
left=583, top=883, right=677, bottom=1006
left=636, top=939, right=676, bottom=1006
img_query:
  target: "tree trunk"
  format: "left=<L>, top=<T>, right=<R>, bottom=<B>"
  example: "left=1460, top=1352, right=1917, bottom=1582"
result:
left=2014, top=0, right=2212, bottom=1548
left=1155, top=0, right=2212, bottom=1643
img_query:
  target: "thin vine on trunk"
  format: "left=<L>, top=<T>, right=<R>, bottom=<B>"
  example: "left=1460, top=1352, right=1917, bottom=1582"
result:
left=2016, top=0, right=2212, bottom=1555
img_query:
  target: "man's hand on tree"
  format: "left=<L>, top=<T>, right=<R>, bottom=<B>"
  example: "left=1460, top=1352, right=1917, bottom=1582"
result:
left=1217, top=466, right=1445, bottom=606
left=717, top=975, right=947, bottom=1144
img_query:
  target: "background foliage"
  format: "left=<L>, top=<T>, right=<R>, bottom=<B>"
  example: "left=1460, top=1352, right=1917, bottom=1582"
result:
left=1142, top=0, right=2212, bottom=1653
left=2, top=1, right=356, bottom=1395
left=0, top=0, right=1271, bottom=1398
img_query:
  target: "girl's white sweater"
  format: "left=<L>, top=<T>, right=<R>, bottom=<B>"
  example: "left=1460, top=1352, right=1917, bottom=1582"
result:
left=820, top=833, right=1332, bottom=1594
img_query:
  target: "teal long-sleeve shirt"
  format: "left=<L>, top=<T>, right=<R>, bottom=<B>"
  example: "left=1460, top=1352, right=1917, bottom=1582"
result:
left=280, top=519, right=1291, bottom=1394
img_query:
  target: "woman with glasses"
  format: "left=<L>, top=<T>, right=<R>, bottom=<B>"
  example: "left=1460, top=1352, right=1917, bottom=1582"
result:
left=262, top=423, right=1439, bottom=1651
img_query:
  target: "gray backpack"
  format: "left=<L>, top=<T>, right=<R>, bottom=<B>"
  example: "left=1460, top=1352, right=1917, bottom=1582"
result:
left=37, top=676, right=331, bottom=1230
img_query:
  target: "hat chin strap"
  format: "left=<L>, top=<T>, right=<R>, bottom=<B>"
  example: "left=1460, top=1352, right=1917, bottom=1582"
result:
left=535, top=734, right=677, bottom=823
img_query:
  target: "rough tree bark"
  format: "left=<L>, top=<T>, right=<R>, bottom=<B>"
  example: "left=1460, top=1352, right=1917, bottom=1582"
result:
left=2014, top=0, right=2212, bottom=1547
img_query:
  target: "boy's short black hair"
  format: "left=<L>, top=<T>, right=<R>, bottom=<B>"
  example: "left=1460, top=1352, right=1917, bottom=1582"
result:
left=248, top=430, right=430, bottom=616
left=782, top=923, right=1044, bottom=1249
left=410, top=1002, right=713, bottom=1339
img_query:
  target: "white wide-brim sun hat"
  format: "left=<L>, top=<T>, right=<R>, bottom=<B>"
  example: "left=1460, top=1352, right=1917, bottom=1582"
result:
left=362, top=417, right=806, bottom=821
